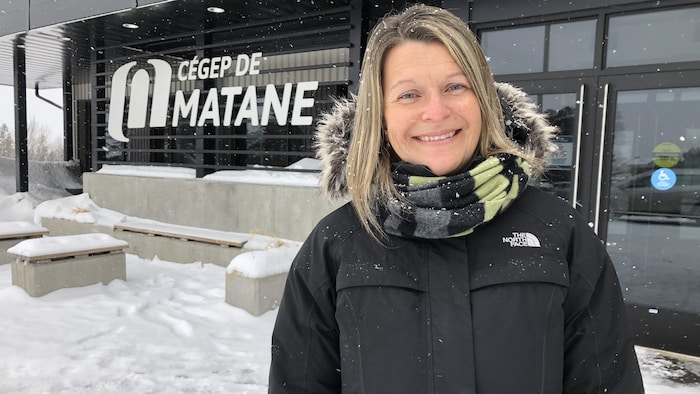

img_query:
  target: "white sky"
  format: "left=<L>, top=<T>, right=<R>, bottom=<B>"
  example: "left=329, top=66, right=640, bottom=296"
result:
left=0, top=85, right=64, bottom=141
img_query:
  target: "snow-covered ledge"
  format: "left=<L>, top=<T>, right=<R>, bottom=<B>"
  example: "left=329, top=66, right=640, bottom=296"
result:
left=83, top=164, right=345, bottom=242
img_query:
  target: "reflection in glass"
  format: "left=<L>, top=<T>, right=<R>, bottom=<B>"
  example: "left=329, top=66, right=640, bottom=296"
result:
left=530, top=93, right=578, bottom=202
left=548, top=20, right=595, bottom=72
left=481, top=19, right=595, bottom=75
left=481, top=26, right=544, bottom=75
left=607, top=87, right=700, bottom=315
left=607, top=7, right=700, bottom=67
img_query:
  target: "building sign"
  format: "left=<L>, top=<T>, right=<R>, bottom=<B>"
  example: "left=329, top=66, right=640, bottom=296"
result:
left=107, top=53, right=319, bottom=142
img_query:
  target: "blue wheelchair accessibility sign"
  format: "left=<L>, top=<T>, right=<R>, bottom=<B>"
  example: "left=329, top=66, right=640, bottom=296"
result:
left=651, top=168, right=677, bottom=191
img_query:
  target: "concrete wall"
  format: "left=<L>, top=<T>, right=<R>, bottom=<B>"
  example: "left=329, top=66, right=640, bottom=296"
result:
left=83, top=173, right=345, bottom=242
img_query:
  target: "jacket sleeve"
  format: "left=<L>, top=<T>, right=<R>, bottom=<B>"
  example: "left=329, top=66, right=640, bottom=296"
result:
left=268, top=226, right=341, bottom=393
left=562, top=215, right=645, bottom=393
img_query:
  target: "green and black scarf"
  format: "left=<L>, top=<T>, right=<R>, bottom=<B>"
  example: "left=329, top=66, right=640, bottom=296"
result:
left=382, top=153, right=530, bottom=239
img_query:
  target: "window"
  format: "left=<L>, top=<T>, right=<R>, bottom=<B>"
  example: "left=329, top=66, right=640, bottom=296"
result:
left=481, top=19, right=596, bottom=75
left=481, top=25, right=544, bottom=75
left=607, top=7, right=700, bottom=67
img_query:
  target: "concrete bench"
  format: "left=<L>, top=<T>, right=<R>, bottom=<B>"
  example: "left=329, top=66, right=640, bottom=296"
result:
left=0, top=221, right=49, bottom=264
left=113, top=220, right=248, bottom=267
left=8, top=233, right=128, bottom=297
left=225, top=246, right=298, bottom=316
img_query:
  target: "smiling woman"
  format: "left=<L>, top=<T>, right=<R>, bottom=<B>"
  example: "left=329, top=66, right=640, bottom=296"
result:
left=269, top=4, right=645, bottom=394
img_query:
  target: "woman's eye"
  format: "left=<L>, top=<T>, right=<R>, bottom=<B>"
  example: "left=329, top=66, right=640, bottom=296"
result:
left=398, top=92, right=417, bottom=100
left=447, top=84, right=466, bottom=92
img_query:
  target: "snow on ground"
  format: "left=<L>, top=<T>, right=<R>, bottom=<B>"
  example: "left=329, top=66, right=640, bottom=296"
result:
left=1, top=163, right=699, bottom=393
left=0, top=255, right=276, bottom=393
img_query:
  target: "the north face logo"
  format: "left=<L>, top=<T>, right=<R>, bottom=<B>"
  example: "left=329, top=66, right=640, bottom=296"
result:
left=502, top=232, right=541, bottom=247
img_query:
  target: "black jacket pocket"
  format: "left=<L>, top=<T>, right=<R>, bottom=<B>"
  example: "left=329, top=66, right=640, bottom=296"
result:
left=336, top=249, right=429, bottom=292
left=469, top=254, right=570, bottom=291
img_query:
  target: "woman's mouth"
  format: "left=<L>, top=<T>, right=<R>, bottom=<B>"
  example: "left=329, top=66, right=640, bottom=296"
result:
left=416, top=129, right=459, bottom=142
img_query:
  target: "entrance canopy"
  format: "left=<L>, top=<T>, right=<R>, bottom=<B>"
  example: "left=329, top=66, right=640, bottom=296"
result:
left=0, top=0, right=346, bottom=89
left=0, top=0, right=369, bottom=191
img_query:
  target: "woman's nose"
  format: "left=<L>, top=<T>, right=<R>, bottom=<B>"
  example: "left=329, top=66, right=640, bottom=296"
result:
left=421, top=93, right=451, bottom=122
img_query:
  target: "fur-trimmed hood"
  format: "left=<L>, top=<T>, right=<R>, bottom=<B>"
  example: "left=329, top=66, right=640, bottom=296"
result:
left=315, top=82, right=558, bottom=199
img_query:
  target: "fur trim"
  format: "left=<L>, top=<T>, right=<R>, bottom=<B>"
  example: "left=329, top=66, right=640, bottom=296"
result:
left=314, top=95, right=355, bottom=199
left=495, top=82, right=559, bottom=164
left=315, top=83, right=558, bottom=199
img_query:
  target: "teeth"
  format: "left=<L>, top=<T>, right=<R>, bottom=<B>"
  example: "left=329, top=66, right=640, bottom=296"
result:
left=417, top=130, right=457, bottom=142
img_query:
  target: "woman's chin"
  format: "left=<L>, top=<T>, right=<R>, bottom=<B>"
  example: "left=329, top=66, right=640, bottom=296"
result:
left=426, top=161, right=471, bottom=177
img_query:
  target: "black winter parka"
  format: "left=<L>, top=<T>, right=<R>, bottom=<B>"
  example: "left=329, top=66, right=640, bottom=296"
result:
left=269, top=187, right=644, bottom=393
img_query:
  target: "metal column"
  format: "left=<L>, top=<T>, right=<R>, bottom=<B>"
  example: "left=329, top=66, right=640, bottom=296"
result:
left=13, top=36, right=28, bottom=193
left=348, top=0, right=369, bottom=96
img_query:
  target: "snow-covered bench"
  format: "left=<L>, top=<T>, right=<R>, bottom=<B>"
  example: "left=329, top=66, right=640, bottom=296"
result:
left=0, top=221, right=49, bottom=264
left=112, top=220, right=248, bottom=267
left=225, top=243, right=299, bottom=316
left=8, top=233, right=128, bottom=297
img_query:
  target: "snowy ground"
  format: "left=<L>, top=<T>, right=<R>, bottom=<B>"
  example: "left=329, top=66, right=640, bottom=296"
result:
left=1, top=164, right=699, bottom=393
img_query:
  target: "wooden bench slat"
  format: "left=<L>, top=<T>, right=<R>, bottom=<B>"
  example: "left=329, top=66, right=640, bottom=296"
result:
left=0, top=231, right=49, bottom=240
left=14, top=245, right=128, bottom=264
left=114, top=223, right=247, bottom=248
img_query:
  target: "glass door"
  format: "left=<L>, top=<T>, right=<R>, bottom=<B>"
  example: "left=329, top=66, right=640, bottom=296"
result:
left=518, top=78, right=598, bottom=214
left=522, top=74, right=700, bottom=355
left=599, top=72, right=700, bottom=354
left=483, top=2, right=700, bottom=355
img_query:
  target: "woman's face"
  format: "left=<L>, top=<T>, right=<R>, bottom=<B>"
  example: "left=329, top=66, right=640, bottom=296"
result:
left=382, top=40, right=482, bottom=176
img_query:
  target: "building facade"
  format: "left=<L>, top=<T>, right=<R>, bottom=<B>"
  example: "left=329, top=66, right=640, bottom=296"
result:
left=1, top=0, right=698, bottom=356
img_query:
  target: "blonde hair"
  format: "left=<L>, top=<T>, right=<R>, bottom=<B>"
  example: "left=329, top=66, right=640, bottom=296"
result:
left=347, top=4, right=540, bottom=241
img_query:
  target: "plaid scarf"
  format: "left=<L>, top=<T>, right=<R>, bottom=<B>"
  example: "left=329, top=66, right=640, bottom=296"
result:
left=382, top=153, right=530, bottom=239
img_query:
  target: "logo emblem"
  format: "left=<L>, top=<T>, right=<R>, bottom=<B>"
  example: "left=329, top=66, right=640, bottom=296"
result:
left=107, top=59, right=173, bottom=142
left=502, top=232, right=541, bottom=248
left=651, top=168, right=676, bottom=191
